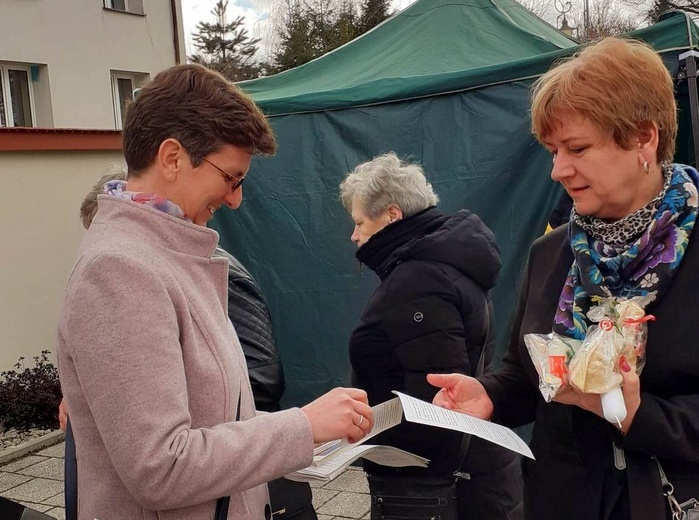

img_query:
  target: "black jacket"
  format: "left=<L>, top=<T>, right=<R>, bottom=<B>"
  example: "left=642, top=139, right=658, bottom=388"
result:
left=214, top=247, right=285, bottom=412
left=481, top=225, right=699, bottom=520
left=350, top=207, right=523, bottom=520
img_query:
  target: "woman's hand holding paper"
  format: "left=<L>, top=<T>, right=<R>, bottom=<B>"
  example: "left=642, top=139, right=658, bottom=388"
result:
left=426, top=373, right=494, bottom=420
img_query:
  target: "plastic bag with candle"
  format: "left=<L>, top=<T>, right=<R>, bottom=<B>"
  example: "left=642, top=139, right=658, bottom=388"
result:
left=524, top=296, right=653, bottom=425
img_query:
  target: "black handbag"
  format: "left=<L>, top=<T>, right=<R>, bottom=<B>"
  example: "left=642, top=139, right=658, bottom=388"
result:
left=268, top=477, right=318, bottom=520
left=654, top=457, right=699, bottom=520
left=0, top=496, right=55, bottom=520
left=215, top=398, right=318, bottom=520
left=367, top=471, right=463, bottom=520
left=366, top=302, right=491, bottom=520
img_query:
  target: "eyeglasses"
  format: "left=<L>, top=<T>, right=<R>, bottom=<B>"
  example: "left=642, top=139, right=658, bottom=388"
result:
left=201, top=157, right=246, bottom=192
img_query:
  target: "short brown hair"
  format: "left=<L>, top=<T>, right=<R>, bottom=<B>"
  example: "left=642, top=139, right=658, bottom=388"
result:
left=531, top=37, right=677, bottom=163
left=80, top=167, right=127, bottom=229
left=123, top=64, right=276, bottom=175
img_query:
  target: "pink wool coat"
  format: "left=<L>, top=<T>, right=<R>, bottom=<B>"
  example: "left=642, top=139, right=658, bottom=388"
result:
left=57, top=197, right=314, bottom=520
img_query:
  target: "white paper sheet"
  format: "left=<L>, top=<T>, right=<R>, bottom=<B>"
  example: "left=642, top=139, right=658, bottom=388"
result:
left=394, top=391, right=534, bottom=459
left=287, top=390, right=534, bottom=484
left=287, top=397, right=429, bottom=482
left=287, top=444, right=429, bottom=482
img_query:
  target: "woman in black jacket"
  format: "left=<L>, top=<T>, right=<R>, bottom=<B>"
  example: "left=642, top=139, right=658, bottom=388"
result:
left=340, top=152, right=523, bottom=520
left=428, top=38, right=699, bottom=520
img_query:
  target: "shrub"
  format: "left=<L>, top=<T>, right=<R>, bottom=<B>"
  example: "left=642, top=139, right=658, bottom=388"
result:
left=0, top=351, right=61, bottom=433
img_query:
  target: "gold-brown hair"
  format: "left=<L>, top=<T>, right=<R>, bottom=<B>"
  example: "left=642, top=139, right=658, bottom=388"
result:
left=123, top=64, right=276, bottom=176
left=531, top=37, right=677, bottom=163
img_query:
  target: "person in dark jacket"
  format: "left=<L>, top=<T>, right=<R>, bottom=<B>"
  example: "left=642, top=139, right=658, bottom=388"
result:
left=428, top=38, right=699, bottom=520
left=214, top=246, right=285, bottom=412
left=339, top=152, right=523, bottom=520
left=545, top=191, right=573, bottom=232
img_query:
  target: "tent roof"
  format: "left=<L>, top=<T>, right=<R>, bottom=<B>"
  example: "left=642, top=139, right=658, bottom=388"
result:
left=243, top=9, right=699, bottom=116
left=241, top=0, right=576, bottom=114
left=627, top=10, right=699, bottom=51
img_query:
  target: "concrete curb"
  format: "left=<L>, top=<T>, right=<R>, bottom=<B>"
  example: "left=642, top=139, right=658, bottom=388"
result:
left=0, top=430, right=65, bottom=466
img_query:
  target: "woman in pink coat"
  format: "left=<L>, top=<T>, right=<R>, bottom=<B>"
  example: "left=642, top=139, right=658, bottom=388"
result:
left=57, top=64, right=373, bottom=520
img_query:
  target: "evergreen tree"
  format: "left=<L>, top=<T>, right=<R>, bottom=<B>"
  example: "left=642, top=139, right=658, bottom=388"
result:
left=268, top=0, right=392, bottom=74
left=190, top=0, right=261, bottom=81
left=332, top=2, right=361, bottom=49
left=268, top=0, right=317, bottom=72
left=358, top=0, right=390, bottom=32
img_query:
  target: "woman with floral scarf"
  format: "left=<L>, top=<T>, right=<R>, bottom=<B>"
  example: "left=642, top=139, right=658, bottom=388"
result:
left=427, top=37, right=699, bottom=520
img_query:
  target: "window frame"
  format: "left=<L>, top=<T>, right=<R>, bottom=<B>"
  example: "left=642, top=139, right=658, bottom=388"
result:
left=110, top=72, right=136, bottom=130
left=0, top=63, right=37, bottom=128
left=103, top=0, right=144, bottom=16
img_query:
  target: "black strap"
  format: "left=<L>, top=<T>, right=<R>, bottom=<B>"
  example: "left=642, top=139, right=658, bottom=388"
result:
left=654, top=456, right=699, bottom=519
left=453, top=300, right=491, bottom=480
left=215, top=392, right=242, bottom=520
left=64, top=419, right=78, bottom=520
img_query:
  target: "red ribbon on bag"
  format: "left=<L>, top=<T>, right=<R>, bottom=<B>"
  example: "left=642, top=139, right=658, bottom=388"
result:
left=600, top=319, right=614, bottom=331
left=623, top=315, right=656, bottom=325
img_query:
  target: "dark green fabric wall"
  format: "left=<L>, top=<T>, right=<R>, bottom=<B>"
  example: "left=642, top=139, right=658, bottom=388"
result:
left=210, top=80, right=563, bottom=406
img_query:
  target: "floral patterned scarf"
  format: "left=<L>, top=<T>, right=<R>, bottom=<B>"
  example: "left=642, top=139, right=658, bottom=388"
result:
left=554, top=164, right=699, bottom=340
left=104, top=180, right=191, bottom=222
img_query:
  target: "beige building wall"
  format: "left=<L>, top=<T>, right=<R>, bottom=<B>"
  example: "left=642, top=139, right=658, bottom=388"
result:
left=0, top=0, right=185, bottom=129
left=0, top=151, right=125, bottom=371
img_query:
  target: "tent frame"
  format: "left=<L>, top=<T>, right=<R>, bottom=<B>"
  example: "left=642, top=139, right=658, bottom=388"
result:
left=680, top=50, right=699, bottom=166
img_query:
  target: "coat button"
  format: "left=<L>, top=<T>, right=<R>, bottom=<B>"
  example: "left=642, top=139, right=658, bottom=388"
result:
left=265, top=503, right=272, bottom=520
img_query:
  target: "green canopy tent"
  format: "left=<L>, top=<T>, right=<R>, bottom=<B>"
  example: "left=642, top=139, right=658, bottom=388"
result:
left=210, top=5, right=699, bottom=406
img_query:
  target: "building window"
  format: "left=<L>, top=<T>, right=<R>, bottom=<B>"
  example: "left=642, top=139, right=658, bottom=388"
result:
left=110, top=71, right=148, bottom=129
left=0, top=64, right=35, bottom=128
left=103, top=0, right=144, bottom=15
left=111, top=73, right=136, bottom=129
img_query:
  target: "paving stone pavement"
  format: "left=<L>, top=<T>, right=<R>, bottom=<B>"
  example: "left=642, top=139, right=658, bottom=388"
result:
left=0, top=442, right=370, bottom=520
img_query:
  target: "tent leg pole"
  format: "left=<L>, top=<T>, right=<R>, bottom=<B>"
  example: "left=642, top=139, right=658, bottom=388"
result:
left=684, top=55, right=699, bottom=167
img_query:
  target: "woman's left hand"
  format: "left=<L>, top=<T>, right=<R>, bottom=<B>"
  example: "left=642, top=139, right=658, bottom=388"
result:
left=553, top=357, right=641, bottom=434
left=617, top=357, right=642, bottom=434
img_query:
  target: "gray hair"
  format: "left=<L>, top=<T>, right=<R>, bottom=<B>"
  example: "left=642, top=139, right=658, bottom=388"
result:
left=339, top=152, right=439, bottom=219
left=79, top=166, right=127, bottom=229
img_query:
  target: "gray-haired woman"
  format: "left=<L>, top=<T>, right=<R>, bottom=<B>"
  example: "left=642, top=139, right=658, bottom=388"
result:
left=340, top=152, right=523, bottom=520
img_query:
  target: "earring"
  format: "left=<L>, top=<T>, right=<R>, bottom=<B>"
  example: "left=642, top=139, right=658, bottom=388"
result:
left=643, top=161, right=649, bottom=174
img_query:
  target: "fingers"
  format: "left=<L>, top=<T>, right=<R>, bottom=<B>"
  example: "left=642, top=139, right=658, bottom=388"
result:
left=619, top=356, right=641, bottom=402
left=344, top=387, right=369, bottom=405
left=347, top=424, right=366, bottom=444
left=426, top=373, right=464, bottom=390
left=336, top=387, right=373, bottom=436
left=58, top=398, right=68, bottom=432
left=432, top=388, right=455, bottom=409
left=340, top=390, right=373, bottom=442
left=347, top=414, right=372, bottom=443
left=350, top=412, right=366, bottom=438
left=302, top=387, right=374, bottom=444
left=551, top=384, right=574, bottom=403
left=617, top=356, right=642, bottom=433
left=352, top=402, right=373, bottom=436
